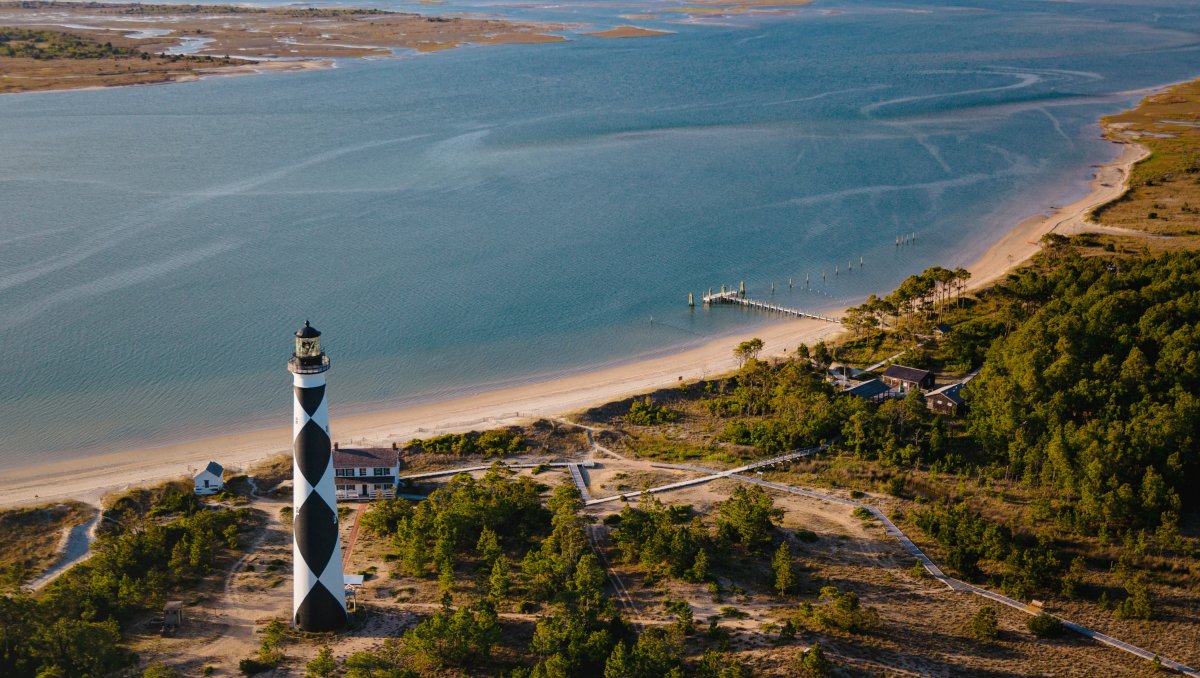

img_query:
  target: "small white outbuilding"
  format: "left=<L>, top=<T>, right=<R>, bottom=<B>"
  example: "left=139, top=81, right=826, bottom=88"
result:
left=194, top=461, right=224, bottom=496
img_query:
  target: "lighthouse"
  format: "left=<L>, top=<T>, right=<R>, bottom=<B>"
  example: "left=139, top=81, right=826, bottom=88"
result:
left=288, top=321, right=347, bottom=631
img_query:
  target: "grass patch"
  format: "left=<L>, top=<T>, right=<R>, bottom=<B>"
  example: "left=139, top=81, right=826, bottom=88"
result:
left=0, top=501, right=95, bottom=586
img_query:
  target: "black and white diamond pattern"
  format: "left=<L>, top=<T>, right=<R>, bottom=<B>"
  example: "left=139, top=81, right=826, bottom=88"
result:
left=292, top=378, right=347, bottom=631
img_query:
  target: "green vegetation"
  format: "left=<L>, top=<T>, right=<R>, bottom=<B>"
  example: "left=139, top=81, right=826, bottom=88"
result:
left=733, top=337, right=764, bottom=366
left=913, top=503, right=1061, bottom=600
left=966, top=250, right=1199, bottom=543
left=772, top=543, right=797, bottom=596
left=399, top=600, right=501, bottom=672
left=1026, top=613, right=1065, bottom=638
left=610, top=498, right=711, bottom=582
left=792, top=642, right=831, bottom=676
left=405, top=428, right=527, bottom=457
left=0, top=28, right=140, bottom=59
left=306, top=646, right=337, bottom=678
left=705, top=359, right=848, bottom=452
left=715, top=486, right=783, bottom=552
left=356, top=480, right=635, bottom=676
left=843, top=267, right=972, bottom=344
left=1095, top=79, right=1200, bottom=245
left=795, top=585, right=880, bottom=634
left=625, top=396, right=679, bottom=425
left=0, top=485, right=253, bottom=678
left=969, top=606, right=999, bottom=640
left=0, top=501, right=94, bottom=588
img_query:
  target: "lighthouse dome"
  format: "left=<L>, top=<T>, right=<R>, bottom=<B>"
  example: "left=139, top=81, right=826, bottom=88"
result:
left=296, top=321, right=321, bottom=339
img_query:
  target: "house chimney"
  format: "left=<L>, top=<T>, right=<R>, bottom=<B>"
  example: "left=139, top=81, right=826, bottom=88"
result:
left=333, top=442, right=339, bottom=451
left=392, top=442, right=397, bottom=450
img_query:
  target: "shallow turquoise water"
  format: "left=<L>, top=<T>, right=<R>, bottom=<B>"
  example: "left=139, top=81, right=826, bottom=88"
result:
left=2, top=0, right=1199, bottom=466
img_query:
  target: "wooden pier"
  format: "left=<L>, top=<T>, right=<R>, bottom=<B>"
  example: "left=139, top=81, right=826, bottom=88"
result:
left=702, top=289, right=841, bottom=324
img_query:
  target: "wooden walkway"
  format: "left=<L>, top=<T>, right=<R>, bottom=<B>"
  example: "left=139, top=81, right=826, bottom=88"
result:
left=702, top=290, right=841, bottom=324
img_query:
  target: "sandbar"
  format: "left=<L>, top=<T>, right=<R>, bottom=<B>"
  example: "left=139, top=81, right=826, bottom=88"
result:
left=587, top=26, right=673, bottom=39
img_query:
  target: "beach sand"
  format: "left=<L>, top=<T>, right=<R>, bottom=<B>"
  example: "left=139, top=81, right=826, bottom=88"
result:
left=0, top=136, right=1151, bottom=510
left=964, top=140, right=1148, bottom=292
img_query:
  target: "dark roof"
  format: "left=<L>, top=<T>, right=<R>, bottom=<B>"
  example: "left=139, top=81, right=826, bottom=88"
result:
left=927, top=382, right=964, bottom=405
left=333, top=447, right=397, bottom=468
left=933, top=323, right=952, bottom=334
left=882, top=364, right=933, bottom=384
left=295, top=320, right=321, bottom=338
left=845, top=379, right=891, bottom=400
left=335, top=476, right=395, bottom=486
left=200, top=461, right=223, bottom=477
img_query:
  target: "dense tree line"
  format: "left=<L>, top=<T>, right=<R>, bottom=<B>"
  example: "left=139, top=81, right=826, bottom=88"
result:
left=405, top=429, right=528, bottom=457
left=369, top=469, right=548, bottom=581
left=705, top=359, right=849, bottom=453
left=358, top=481, right=636, bottom=676
left=0, top=488, right=252, bottom=678
left=608, top=486, right=783, bottom=586
left=966, top=249, right=1200, bottom=541
left=913, top=503, right=1061, bottom=600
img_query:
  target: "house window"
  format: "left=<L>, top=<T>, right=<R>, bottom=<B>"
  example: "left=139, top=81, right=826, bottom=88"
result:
left=358, top=468, right=366, bottom=476
left=374, top=467, right=388, bottom=476
left=336, top=468, right=353, bottom=477
left=204, top=479, right=210, bottom=487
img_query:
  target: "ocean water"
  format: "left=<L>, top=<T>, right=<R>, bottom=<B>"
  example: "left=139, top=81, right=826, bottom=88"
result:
left=2, top=0, right=1200, bottom=468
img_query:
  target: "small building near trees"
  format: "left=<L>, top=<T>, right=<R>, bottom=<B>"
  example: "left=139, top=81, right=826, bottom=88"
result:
left=193, top=461, right=224, bottom=496
left=881, top=364, right=934, bottom=392
left=844, top=378, right=893, bottom=403
left=926, top=382, right=965, bottom=416
left=333, top=443, right=400, bottom=501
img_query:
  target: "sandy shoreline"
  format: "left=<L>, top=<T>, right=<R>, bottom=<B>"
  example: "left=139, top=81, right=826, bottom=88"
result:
left=0, top=128, right=1152, bottom=511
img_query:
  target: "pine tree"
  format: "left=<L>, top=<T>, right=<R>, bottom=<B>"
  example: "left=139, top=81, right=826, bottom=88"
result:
left=794, top=642, right=831, bottom=676
left=773, top=543, right=796, bottom=596
left=305, top=646, right=337, bottom=677
left=476, top=527, right=502, bottom=566
left=488, top=557, right=510, bottom=600
left=688, top=548, right=710, bottom=582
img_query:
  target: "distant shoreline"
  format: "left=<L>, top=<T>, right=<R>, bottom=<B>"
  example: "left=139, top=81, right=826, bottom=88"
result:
left=0, top=2, right=569, bottom=94
left=0, top=82, right=1160, bottom=509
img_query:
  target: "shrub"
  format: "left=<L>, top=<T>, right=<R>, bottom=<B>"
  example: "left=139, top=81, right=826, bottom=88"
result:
left=625, top=396, right=679, bottom=425
left=969, top=606, right=999, bottom=640
left=794, top=528, right=819, bottom=542
left=306, top=646, right=337, bottom=678
left=238, top=658, right=272, bottom=676
left=793, top=642, right=832, bottom=676
left=1026, top=613, right=1064, bottom=638
left=796, top=586, right=880, bottom=634
left=143, top=662, right=181, bottom=678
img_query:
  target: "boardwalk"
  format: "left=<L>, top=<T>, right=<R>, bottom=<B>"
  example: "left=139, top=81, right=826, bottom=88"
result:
left=584, top=446, right=823, bottom=506
left=733, top=474, right=1199, bottom=677
left=393, top=418, right=1199, bottom=675
left=702, top=290, right=841, bottom=324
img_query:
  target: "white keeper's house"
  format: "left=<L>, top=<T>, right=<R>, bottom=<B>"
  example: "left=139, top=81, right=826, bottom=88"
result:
left=194, top=461, right=225, bottom=496
left=333, top=443, right=400, bottom=501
